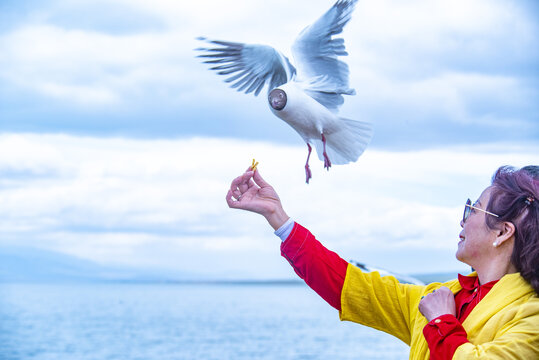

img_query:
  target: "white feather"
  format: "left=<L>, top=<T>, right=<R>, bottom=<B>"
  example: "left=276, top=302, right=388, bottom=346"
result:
left=271, top=82, right=373, bottom=164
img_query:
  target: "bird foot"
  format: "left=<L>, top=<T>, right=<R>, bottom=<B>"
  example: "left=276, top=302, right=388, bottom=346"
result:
left=305, top=143, right=313, bottom=184
left=323, top=152, right=332, bottom=171
left=321, top=133, right=331, bottom=171
left=305, top=164, right=312, bottom=184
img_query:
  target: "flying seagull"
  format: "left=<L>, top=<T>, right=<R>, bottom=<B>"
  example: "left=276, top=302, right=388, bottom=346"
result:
left=196, top=0, right=372, bottom=183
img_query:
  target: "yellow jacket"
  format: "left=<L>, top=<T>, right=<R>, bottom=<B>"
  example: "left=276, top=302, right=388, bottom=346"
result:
left=339, top=264, right=539, bottom=359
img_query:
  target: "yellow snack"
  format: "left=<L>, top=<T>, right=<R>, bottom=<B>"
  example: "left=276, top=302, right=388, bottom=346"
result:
left=251, top=159, right=259, bottom=172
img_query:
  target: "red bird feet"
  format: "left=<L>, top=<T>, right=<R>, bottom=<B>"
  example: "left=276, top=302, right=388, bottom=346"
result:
left=321, top=134, right=332, bottom=171
left=305, top=143, right=313, bottom=184
left=305, top=164, right=312, bottom=184
left=304, top=134, right=332, bottom=184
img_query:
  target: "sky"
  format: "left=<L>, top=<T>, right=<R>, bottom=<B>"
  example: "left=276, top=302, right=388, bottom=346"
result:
left=0, top=0, right=538, bottom=279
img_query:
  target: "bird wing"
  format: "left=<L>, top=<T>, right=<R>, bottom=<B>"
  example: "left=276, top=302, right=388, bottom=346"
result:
left=291, top=0, right=357, bottom=112
left=196, top=37, right=296, bottom=96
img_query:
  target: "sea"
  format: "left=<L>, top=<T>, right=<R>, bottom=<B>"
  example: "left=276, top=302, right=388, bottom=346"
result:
left=0, top=282, right=409, bottom=360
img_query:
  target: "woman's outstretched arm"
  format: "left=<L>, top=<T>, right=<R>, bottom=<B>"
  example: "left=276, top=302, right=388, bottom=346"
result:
left=280, top=222, right=348, bottom=310
left=226, top=169, right=348, bottom=310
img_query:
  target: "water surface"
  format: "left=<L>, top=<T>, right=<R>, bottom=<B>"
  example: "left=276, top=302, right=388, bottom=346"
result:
left=0, top=283, right=409, bottom=359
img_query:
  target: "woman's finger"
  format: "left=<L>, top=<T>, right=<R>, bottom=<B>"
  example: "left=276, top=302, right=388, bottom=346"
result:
left=252, top=169, right=270, bottom=188
left=226, top=190, right=239, bottom=208
left=242, top=170, right=254, bottom=181
left=247, top=177, right=256, bottom=188
left=230, top=175, right=244, bottom=192
left=239, top=171, right=255, bottom=192
left=239, top=183, right=249, bottom=194
left=230, top=171, right=251, bottom=192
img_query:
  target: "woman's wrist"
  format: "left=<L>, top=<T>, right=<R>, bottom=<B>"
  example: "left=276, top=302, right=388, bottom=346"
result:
left=265, top=206, right=290, bottom=230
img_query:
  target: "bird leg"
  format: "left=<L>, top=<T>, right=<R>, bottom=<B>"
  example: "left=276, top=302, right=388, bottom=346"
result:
left=305, top=143, right=312, bottom=184
left=321, top=133, right=331, bottom=170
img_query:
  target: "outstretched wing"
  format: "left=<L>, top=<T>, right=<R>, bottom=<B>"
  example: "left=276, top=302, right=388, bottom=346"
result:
left=292, top=0, right=358, bottom=112
left=196, top=37, right=296, bottom=96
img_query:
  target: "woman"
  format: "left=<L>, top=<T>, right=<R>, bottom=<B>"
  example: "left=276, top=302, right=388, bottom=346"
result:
left=226, top=165, right=539, bottom=359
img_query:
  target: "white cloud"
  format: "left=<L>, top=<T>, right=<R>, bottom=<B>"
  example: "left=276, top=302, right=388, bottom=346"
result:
left=0, top=24, right=191, bottom=106
left=1, top=133, right=537, bottom=277
left=342, top=70, right=535, bottom=130
left=350, top=0, right=537, bottom=66
left=1, top=0, right=536, bottom=119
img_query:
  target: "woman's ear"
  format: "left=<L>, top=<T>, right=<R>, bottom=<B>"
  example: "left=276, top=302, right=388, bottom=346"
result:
left=494, top=222, right=515, bottom=247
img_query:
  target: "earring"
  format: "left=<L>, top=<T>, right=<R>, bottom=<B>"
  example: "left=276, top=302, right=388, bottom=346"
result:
left=493, top=241, right=499, bottom=247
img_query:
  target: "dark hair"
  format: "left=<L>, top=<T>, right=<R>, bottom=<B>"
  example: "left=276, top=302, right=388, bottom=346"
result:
left=522, top=165, right=539, bottom=179
left=486, top=165, right=539, bottom=295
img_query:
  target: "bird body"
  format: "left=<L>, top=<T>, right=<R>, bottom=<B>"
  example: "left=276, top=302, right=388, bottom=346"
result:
left=271, top=81, right=372, bottom=166
left=197, top=0, right=372, bottom=183
left=269, top=82, right=336, bottom=141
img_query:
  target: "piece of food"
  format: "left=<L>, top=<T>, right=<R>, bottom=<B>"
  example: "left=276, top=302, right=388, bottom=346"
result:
left=251, top=159, right=259, bottom=172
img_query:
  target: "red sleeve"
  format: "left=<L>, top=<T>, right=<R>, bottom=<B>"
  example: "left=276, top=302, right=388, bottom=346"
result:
left=423, top=314, right=470, bottom=360
left=280, top=223, right=348, bottom=310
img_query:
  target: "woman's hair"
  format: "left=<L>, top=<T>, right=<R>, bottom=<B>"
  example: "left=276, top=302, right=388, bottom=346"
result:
left=486, top=165, right=539, bottom=295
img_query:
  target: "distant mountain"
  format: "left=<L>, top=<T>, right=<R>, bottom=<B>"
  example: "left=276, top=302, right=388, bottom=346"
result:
left=0, top=246, right=462, bottom=285
left=0, top=246, right=196, bottom=283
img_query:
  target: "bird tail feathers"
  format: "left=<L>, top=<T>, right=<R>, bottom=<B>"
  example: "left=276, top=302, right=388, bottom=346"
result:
left=313, top=117, right=373, bottom=165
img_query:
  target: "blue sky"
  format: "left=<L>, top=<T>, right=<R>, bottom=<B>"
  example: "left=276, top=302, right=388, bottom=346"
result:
left=0, top=0, right=538, bottom=279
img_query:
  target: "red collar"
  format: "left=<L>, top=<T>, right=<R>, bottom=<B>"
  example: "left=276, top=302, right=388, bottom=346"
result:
left=458, top=273, right=499, bottom=291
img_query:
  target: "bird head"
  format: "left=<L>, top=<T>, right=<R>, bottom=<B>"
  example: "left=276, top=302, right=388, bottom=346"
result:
left=268, top=88, right=287, bottom=111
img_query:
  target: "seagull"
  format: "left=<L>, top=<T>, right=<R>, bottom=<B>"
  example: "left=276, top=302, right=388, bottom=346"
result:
left=196, top=0, right=372, bottom=183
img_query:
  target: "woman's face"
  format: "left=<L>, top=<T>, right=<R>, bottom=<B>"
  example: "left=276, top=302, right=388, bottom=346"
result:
left=456, top=187, right=499, bottom=267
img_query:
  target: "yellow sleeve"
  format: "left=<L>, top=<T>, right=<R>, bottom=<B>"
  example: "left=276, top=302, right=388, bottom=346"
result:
left=339, top=263, right=427, bottom=345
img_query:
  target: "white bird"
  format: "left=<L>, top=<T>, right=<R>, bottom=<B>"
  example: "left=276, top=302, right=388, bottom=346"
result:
left=196, top=0, right=372, bottom=183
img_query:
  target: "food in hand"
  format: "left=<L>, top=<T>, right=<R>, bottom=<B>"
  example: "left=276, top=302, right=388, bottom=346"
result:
left=251, top=159, right=259, bottom=172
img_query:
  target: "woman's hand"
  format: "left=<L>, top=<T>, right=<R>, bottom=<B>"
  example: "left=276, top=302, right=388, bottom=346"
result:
left=418, top=286, right=457, bottom=322
left=226, top=169, right=289, bottom=230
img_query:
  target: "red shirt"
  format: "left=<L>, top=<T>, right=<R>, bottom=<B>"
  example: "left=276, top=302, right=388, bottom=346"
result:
left=424, top=274, right=498, bottom=360
left=281, top=222, right=498, bottom=360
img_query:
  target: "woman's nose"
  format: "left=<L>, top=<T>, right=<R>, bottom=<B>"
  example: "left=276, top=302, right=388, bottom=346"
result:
left=460, top=219, right=464, bottom=228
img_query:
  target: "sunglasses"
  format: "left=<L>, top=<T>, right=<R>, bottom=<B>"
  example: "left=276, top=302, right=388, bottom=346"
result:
left=462, top=198, right=499, bottom=223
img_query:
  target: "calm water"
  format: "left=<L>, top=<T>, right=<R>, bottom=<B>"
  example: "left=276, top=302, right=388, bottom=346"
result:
left=0, top=283, right=409, bottom=360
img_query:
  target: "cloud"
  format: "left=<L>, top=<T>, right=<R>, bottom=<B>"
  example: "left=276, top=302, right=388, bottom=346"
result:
left=1, top=133, right=537, bottom=277
left=0, top=0, right=537, bottom=147
left=0, top=24, right=190, bottom=107
left=350, top=0, right=539, bottom=74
